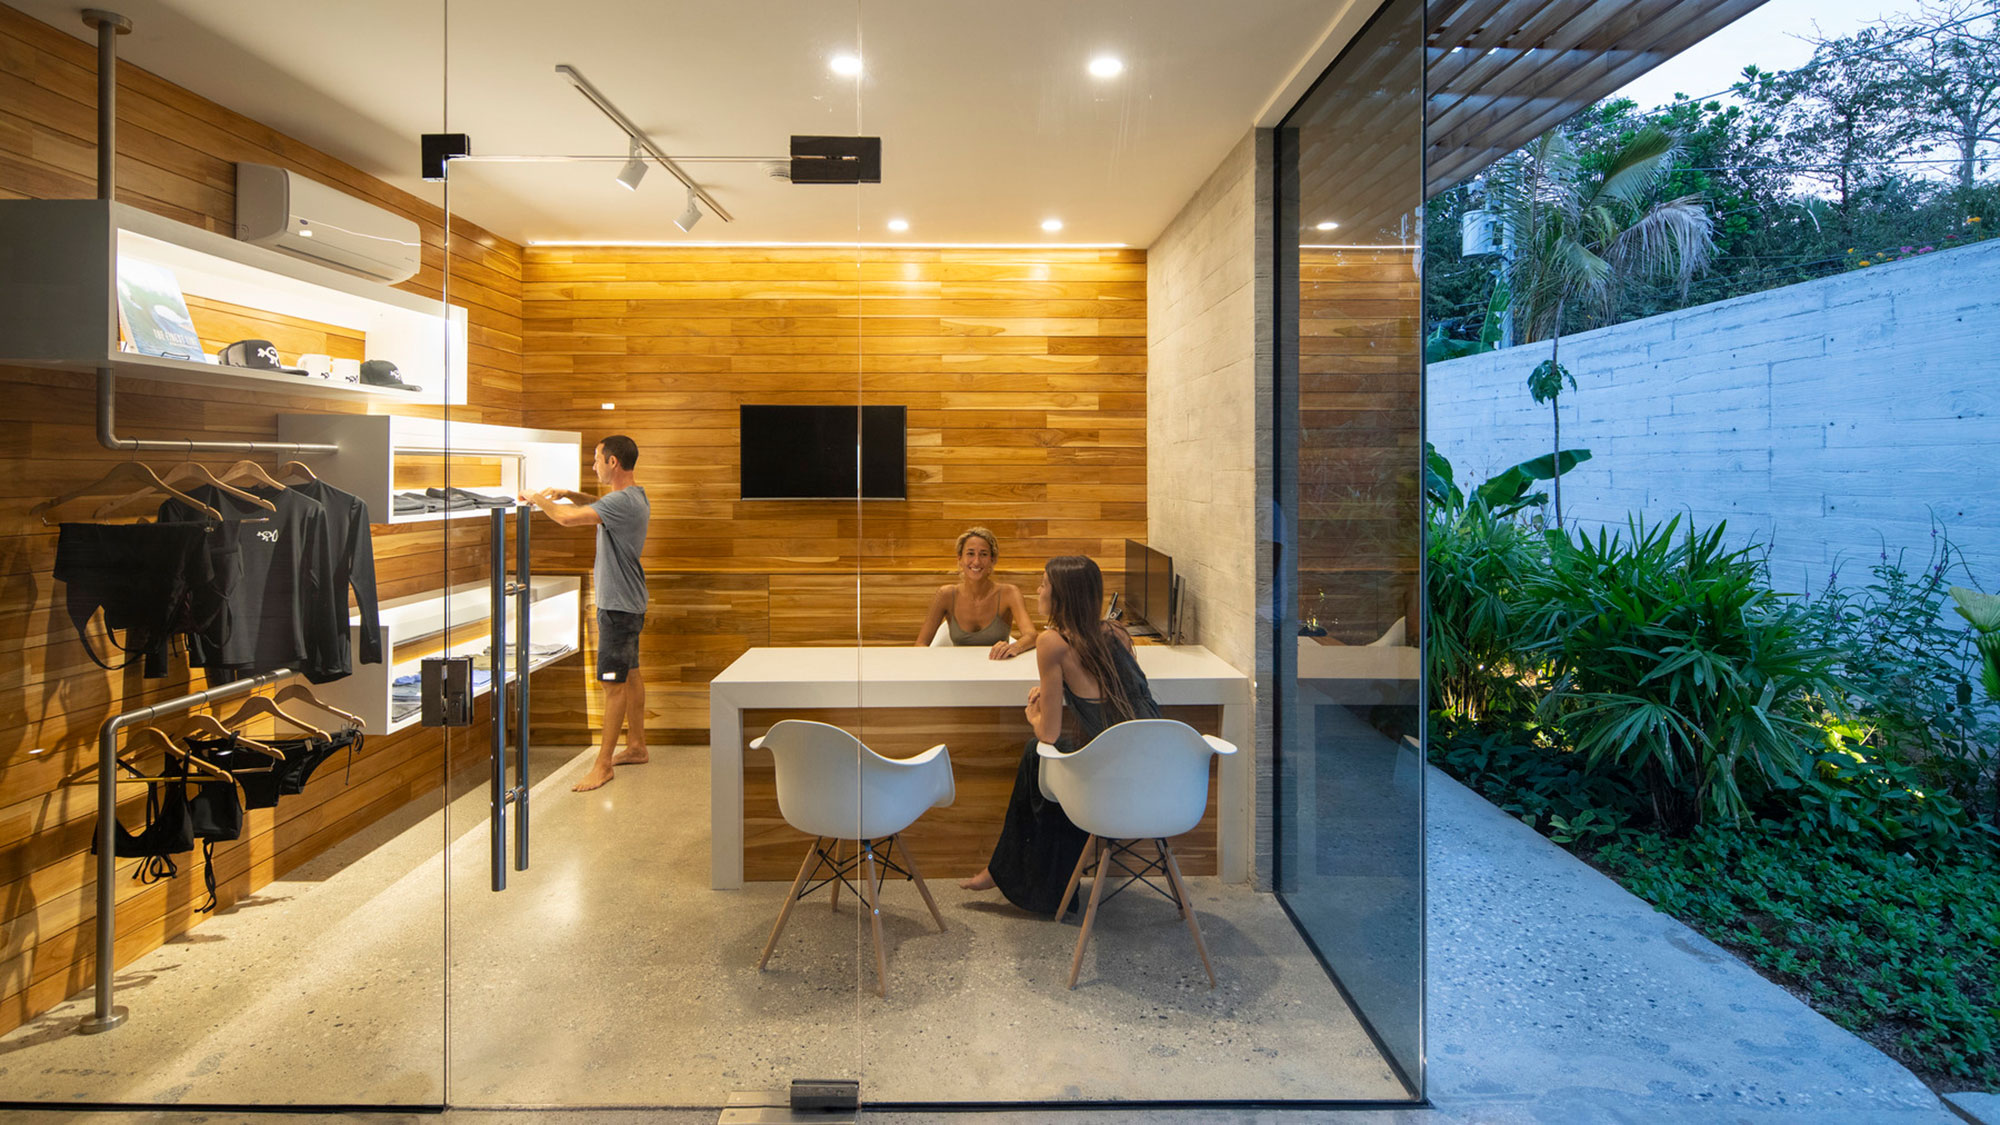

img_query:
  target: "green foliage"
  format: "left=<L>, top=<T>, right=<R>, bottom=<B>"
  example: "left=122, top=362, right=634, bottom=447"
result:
left=1426, top=279, right=1509, bottom=362
left=1595, top=827, right=2000, bottom=1088
left=1951, top=585, right=2000, bottom=702
left=1803, top=535, right=2000, bottom=828
left=1526, top=359, right=1575, bottom=405
left=1425, top=506, right=1545, bottom=721
left=1423, top=443, right=1592, bottom=519
left=1519, top=517, right=1848, bottom=831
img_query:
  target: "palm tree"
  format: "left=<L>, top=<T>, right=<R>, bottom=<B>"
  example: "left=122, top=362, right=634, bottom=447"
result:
left=1485, top=125, right=1718, bottom=527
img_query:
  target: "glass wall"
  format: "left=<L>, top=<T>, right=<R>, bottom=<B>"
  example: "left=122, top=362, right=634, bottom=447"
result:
left=1272, top=0, right=1429, bottom=1094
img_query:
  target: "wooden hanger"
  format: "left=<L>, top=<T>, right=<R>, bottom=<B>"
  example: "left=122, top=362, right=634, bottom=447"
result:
left=218, top=460, right=287, bottom=491
left=176, top=714, right=285, bottom=761
left=218, top=694, right=328, bottom=740
left=274, top=682, right=365, bottom=731
left=94, top=461, right=277, bottom=519
left=30, top=462, right=222, bottom=525
left=61, top=726, right=236, bottom=787
left=275, top=460, right=320, bottom=484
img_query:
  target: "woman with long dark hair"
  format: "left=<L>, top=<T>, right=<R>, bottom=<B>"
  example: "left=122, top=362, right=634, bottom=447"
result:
left=959, top=555, right=1161, bottom=912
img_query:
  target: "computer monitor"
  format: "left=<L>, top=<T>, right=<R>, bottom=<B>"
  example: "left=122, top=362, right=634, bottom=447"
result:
left=1122, top=539, right=1173, bottom=637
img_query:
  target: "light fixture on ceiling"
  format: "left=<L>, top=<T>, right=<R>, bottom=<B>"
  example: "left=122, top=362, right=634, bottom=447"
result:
left=1041, top=218, right=1064, bottom=232
left=1088, top=55, right=1124, bottom=78
left=1316, top=221, right=1339, bottom=231
left=556, top=63, right=733, bottom=222
left=887, top=218, right=909, bottom=232
left=676, top=191, right=703, bottom=233
left=830, top=53, right=863, bottom=77
left=616, top=142, right=647, bottom=191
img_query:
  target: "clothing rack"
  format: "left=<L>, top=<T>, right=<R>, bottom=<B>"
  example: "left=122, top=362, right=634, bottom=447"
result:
left=82, top=665, right=298, bottom=1034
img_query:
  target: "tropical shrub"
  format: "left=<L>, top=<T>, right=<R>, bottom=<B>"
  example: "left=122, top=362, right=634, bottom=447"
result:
left=1518, top=516, right=1846, bottom=832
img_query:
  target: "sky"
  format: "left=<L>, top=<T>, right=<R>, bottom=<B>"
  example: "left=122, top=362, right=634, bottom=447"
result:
left=1612, top=0, right=1937, bottom=112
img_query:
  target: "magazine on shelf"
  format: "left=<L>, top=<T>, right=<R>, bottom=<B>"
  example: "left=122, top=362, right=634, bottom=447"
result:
left=114, top=257, right=204, bottom=360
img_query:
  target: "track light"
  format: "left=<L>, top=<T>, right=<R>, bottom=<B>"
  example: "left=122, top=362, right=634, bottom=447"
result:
left=675, top=191, right=703, bottom=233
left=616, top=142, right=647, bottom=191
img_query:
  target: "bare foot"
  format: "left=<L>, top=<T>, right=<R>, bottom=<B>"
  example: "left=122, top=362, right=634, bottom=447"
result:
left=958, top=868, right=995, bottom=892
left=611, top=749, right=650, bottom=765
left=571, top=765, right=615, bottom=792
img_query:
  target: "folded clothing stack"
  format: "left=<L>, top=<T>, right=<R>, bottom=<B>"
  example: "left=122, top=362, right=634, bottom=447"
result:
left=391, top=487, right=520, bottom=515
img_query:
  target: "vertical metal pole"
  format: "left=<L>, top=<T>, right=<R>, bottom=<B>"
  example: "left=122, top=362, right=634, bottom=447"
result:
left=78, top=7, right=131, bottom=1038
left=489, top=508, right=508, bottom=891
left=513, top=504, right=531, bottom=871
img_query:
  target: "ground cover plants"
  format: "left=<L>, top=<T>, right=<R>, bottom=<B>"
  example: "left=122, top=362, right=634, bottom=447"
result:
left=1426, top=491, right=2000, bottom=1090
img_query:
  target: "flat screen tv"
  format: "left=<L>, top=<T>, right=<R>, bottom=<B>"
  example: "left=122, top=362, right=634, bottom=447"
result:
left=739, top=405, right=907, bottom=499
left=1123, top=539, right=1173, bottom=638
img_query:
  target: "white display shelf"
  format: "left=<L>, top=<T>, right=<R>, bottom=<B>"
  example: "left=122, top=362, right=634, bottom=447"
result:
left=0, top=199, right=468, bottom=407
left=315, top=575, right=582, bottom=734
left=276, top=413, right=582, bottom=525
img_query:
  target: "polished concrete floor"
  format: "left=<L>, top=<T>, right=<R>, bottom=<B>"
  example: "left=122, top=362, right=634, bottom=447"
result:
left=0, top=742, right=1401, bottom=1109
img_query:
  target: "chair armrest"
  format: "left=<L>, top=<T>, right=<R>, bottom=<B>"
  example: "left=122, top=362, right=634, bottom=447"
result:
left=1033, top=740, right=1067, bottom=759
left=1201, top=734, right=1238, bottom=756
left=901, top=742, right=950, bottom=767
left=748, top=735, right=766, bottom=750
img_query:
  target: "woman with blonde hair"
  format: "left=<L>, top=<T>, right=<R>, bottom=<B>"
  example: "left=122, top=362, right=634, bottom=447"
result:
left=959, top=555, right=1161, bottom=911
left=917, top=526, right=1037, bottom=659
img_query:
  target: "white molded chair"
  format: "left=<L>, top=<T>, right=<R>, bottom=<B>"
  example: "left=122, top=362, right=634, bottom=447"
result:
left=1036, top=719, right=1237, bottom=989
left=928, top=624, right=955, bottom=647
left=750, top=719, right=956, bottom=996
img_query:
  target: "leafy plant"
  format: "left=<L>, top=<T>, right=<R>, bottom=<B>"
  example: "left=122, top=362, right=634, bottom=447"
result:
left=1426, top=502, right=1546, bottom=721
left=1424, top=443, right=1594, bottom=519
left=1483, top=124, right=1717, bottom=527
left=1425, top=278, right=1509, bottom=362
left=1520, top=516, right=1846, bottom=831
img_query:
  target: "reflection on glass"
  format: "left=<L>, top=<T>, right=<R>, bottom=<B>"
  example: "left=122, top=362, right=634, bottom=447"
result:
left=1275, top=0, right=1428, bottom=1095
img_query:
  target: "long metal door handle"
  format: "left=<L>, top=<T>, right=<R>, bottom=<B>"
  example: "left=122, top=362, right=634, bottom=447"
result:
left=514, top=503, right=531, bottom=872
left=489, top=508, right=508, bottom=891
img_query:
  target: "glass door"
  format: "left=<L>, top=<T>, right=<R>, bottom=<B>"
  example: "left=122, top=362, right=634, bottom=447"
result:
left=436, top=0, right=871, bottom=1107
left=0, top=1, right=453, bottom=1108
left=1273, top=0, right=1429, bottom=1098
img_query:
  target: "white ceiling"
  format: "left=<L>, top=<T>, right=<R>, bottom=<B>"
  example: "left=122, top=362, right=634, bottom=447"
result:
left=14, top=0, right=1352, bottom=247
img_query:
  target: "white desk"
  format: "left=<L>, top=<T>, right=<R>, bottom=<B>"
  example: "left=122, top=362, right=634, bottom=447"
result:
left=709, top=645, right=1253, bottom=889
left=1295, top=637, right=1420, bottom=706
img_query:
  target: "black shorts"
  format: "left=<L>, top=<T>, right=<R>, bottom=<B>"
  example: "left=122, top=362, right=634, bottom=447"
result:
left=597, top=608, right=644, bottom=683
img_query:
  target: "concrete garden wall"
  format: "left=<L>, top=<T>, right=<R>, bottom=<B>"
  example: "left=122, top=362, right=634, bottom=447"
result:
left=1428, top=238, right=2000, bottom=593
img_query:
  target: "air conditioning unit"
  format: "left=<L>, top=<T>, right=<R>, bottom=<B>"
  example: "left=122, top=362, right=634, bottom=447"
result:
left=235, top=163, right=422, bottom=284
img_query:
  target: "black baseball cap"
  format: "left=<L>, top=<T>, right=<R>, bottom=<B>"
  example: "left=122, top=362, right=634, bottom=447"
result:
left=219, top=338, right=308, bottom=375
left=359, top=359, right=423, bottom=393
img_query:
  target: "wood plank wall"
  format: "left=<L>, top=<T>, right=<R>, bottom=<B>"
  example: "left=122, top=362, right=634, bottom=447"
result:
left=521, top=246, right=1149, bottom=740
left=0, top=4, right=523, bottom=1038
left=1296, top=247, right=1421, bottom=642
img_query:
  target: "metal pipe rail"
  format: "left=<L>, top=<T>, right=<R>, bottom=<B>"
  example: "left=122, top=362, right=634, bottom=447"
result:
left=83, top=666, right=299, bottom=1034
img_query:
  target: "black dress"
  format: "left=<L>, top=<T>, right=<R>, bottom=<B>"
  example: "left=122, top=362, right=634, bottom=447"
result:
left=986, top=638, right=1162, bottom=914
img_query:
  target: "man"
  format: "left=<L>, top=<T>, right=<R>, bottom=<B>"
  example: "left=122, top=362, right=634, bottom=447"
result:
left=522, top=435, right=651, bottom=792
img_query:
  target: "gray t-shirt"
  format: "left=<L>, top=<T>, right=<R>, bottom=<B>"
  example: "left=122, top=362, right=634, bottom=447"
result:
left=591, top=485, right=650, bottom=614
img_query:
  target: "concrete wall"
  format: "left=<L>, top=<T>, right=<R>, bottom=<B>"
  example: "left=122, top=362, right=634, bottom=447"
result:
left=1428, top=238, right=2000, bottom=592
left=1147, top=127, right=1276, bottom=882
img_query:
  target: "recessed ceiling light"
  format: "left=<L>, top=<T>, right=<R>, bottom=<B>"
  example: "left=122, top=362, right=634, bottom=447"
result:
left=830, top=54, right=863, bottom=77
left=601, top=402, right=616, bottom=410
left=1088, top=56, right=1124, bottom=78
left=1042, top=218, right=1064, bottom=232
left=887, top=218, right=910, bottom=232
left=1316, top=221, right=1339, bottom=231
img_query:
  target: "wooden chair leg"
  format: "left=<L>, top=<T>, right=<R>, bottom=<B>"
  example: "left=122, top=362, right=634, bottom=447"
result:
left=759, top=837, right=820, bottom=969
left=829, top=838, right=843, bottom=912
left=894, top=836, right=947, bottom=932
left=862, top=841, right=889, bottom=997
left=1067, top=837, right=1110, bottom=989
left=1056, top=834, right=1095, bottom=921
left=1160, top=837, right=1216, bottom=989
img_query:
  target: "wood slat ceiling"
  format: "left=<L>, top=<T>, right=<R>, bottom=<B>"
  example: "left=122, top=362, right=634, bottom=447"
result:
left=1291, top=0, right=1770, bottom=242
left=1426, top=0, right=1772, bottom=193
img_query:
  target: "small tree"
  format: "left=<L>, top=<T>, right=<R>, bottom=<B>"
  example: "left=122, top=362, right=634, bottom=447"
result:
left=1485, top=126, right=1717, bottom=527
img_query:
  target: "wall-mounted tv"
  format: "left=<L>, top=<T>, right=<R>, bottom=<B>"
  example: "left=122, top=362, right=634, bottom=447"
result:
left=739, top=405, right=907, bottom=500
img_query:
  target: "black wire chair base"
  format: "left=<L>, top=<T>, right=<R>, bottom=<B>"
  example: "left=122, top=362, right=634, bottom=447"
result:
left=794, top=836, right=913, bottom=905
left=1077, top=837, right=1182, bottom=912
